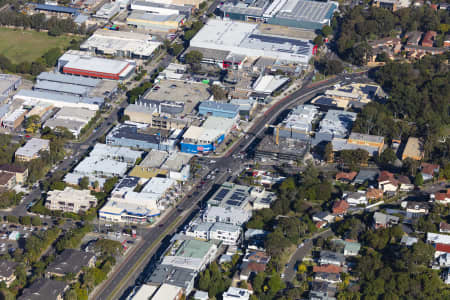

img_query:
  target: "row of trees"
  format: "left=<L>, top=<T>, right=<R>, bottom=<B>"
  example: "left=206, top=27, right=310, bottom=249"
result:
left=0, top=12, right=85, bottom=36
left=0, top=191, right=23, bottom=209
left=334, top=6, right=449, bottom=65
left=353, top=55, right=450, bottom=163
left=3, top=215, right=41, bottom=226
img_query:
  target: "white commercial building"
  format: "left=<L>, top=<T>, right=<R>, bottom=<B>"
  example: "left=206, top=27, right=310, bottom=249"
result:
left=58, top=50, right=135, bottom=81
left=45, top=187, right=98, bottom=213
left=162, top=239, right=218, bottom=272
left=99, top=177, right=175, bottom=223
left=252, top=74, right=289, bottom=95
left=202, top=206, right=251, bottom=226
left=13, top=89, right=103, bottom=111
left=81, top=30, right=161, bottom=59
left=185, top=220, right=241, bottom=245
left=188, top=19, right=313, bottom=68
left=44, top=107, right=96, bottom=137
left=15, top=138, right=50, bottom=162
left=89, top=143, right=143, bottom=165
left=95, top=1, right=120, bottom=19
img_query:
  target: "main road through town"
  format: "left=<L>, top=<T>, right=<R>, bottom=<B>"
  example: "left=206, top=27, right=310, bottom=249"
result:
left=92, top=71, right=371, bottom=300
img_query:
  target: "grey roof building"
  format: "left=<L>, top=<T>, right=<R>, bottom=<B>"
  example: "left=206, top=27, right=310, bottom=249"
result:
left=353, top=169, right=379, bottom=185
left=148, top=264, right=197, bottom=295
left=319, top=251, right=345, bottom=266
left=46, top=249, right=95, bottom=277
left=18, top=279, right=68, bottom=300
left=313, top=110, right=357, bottom=146
left=207, top=182, right=253, bottom=209
left=202, top=206, right=251, bottom=226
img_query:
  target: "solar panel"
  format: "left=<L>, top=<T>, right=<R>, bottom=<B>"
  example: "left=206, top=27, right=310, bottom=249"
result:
left=214, top=188, right=230, bottom=201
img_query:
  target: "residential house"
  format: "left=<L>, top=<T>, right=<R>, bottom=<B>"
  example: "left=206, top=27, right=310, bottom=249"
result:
left=239, top=261, right=267, bottom=281
left=0, top=164, right=28, bottom=184
left=406, top=31, right=423, bottom=45
left=440, top=222, right=450, bottom=234
left=378, top=171, right=398, bottom=193
left=344, top=191, right=368, bottom=206
left=0, top=172, right=15, bottom=190
left=0, top=260, right=17, bottom=287
left=403, top=201, right=429, bottom=217
left=309, top=281, right=337, bottom=300
left=435, top=244, right=450, bottom=258
left=421, top=31, right=437, bottom=47
left=222, top=287, right=252, bottom=300
left=435, top=189, right=450, bottom=204
left=400, top=236, right=418, bottom=246
left=313, top=264, right=342, bottom=274
left=335, top=171, right=357, bottom=183
left=313, top=211, right=335, bottom=223
left=193, top=291, right=209, bottom=300
left=343, top=240, right=361, bottom=256
left=46, top=249, right=96, bottom=278
left=332, top=200, right=349, bottom=216
left=438, top=252, right=450, bottom=268
left=314, top=272, right=341, bottom=284
left=319, top=251, right=345, bottom=266
left=18, top=279, right=68, bottom=300
left=353, top=169, right=378, bottom=185
left=397, top=175, right=414, bottom=192
left=366, top=188, right=383, bottom=200
left=421, top=163, right=440, bottom=181
left=373, top=212, right=399, bottom=229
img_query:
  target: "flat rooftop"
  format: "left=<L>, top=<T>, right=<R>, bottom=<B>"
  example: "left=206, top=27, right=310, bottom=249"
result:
left=256, top=23, right=317, bottom=40
left=37, top=72, right=100, bottom=87
left=140, top=150, right=169, bottom=168
left=189, top=19, right=313, bottom=64
left=256, top=135, right=309, bottom=160
left=60, top=52, right=131, bottom=75
left=273, top=0, right=337, bottom=23
left=144, top=80, right=210, bottom=114
left=81, top=29, right=161, bottom=57
left=175, top=239, right=215, bottom=259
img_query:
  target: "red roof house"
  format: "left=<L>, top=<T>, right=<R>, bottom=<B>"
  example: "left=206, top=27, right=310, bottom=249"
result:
left=332, top=200, right=349, bottom=215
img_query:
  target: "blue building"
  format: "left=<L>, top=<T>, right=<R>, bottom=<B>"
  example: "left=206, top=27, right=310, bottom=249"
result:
left=106, top=124, right=176, bottom=152
left=198, top=101, right=239, bottom=119
left=180, top=125, right=226, bottom=154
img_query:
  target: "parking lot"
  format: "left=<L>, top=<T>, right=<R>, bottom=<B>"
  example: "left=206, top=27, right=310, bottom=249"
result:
left=0, top=223, right=48, bottom=254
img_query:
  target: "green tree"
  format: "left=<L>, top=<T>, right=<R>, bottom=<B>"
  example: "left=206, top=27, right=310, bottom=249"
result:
left=185, top=50, right=203, bottom=65
left=313, top=35, right=324, bottom=47
left=6, top=215, right=18, bottom=223
left=321, top=25, right=332, bottom=36
left=268, top=273, right=285, bottom=295
left=252, top=271, right=265, bottom=294
left=210, top=85, right=226, bottom=100
left=79, top=176, right=90, bottom=189
left=19, top=216, right=31, bottom=226
left=414, top=173, right=423, bottom=186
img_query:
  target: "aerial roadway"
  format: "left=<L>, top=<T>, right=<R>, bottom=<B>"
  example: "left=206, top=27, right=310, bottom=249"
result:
left=92, top=71, right=370, bottom=300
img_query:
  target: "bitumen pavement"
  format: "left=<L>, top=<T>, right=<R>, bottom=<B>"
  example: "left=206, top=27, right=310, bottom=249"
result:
left=92, top=71, right=372, bottom=299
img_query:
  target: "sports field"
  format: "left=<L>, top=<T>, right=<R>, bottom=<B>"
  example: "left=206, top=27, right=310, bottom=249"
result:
left=0, top=28, right=75, bottom=63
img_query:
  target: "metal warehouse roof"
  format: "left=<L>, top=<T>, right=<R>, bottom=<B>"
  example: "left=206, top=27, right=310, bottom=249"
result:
left=35, top=4, right=79, bottom=14
left=62, top=54, right=131, bottom=75
left=199, top=101, right=240, bottom=113
left=34, top=80, right=91, bottom=96
left=274, top=0, right=337, bottom=22
left=37, top=72, right=101, bottom=87
left=15, top=89, right=104, bottom=106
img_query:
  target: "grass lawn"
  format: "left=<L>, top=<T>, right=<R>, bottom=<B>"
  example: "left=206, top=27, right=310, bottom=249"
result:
left=0, top=28, right=75, bottom=64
